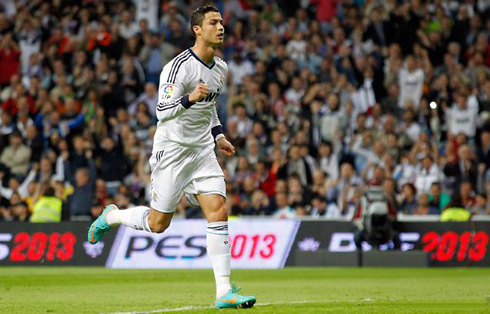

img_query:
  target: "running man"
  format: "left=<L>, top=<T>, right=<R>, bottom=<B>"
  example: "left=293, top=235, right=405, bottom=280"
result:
left=88, top=4, right=256, bottom=309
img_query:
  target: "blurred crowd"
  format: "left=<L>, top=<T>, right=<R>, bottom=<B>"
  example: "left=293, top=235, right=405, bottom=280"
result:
left=0, top=0, right=489, bottom=222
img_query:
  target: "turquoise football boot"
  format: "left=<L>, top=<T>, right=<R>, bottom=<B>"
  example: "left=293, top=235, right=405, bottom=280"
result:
left=215, top=283, right=256, bottom=309
left=88, top=204, right=118, bottom=244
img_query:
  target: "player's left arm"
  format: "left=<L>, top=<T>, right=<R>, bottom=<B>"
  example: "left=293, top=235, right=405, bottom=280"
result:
left=212, top=105, right=235, bottom=156
left=212, top=62, right=235, bottom=157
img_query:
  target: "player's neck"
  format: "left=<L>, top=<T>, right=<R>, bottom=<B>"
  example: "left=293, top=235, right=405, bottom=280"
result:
left=191, top=43, right=216, bottom=65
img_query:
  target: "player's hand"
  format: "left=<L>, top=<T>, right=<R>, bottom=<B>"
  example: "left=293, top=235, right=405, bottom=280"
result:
left=217, top=137, right=235, bottom=157
left=189, top=83, right=209, bottom=103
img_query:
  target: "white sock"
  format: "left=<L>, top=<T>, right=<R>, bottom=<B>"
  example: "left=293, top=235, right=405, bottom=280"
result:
left=207, top=221, right=231, bottom=298
left=106, top=206, right=151, bottom=232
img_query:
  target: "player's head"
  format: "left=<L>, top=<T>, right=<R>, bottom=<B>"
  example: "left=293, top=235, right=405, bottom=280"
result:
left=190, top=4, right=224, bottom=47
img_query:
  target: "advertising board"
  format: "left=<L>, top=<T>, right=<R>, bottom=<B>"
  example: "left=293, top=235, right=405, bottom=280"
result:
left=0, top=222, right=116, bottom=266
left=289, top=221, right=490, bottom=266
left=107, top=219, right=300, bottom=269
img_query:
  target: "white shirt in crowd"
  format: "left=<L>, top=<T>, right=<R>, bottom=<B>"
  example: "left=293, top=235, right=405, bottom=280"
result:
left=119, top=22, right=140, bottom=40
left=133, top=0, right=158, bottom=31
left=286, top=39, right=306, bottom=62
left=393, top=161, right=416, bottom=189
left=319, top=155, right=339, bottom=180
left=285, top=87, right=305, bottom=105
left=273, top=206, right=296, bottom=218
left=446, top=96, right=479, bottom=138
left=415, top=163, right=442, bottom=194
left=351, top=78, right=376, bottom=114
left=405, top=122, right=422, bottom=143
left=398, top=67, right=424, bottom=108
left=228, top=59, right=254, bottom=86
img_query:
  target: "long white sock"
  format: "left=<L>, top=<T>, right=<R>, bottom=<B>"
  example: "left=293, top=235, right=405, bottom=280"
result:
left=106, top=206, right=151, bottom=232
left=207, top=221, right=231, bottom=298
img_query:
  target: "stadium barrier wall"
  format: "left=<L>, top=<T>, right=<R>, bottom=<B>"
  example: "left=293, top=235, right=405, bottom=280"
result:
left=287, top=221, right=490, bottom=267
left=0, top=222, right=117, bottom=266
left=1, top=220, right=489, bottom=267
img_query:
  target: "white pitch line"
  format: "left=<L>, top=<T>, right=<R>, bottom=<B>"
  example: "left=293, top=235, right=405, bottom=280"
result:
left=103, top=300, right=368, bottom=314
left=106, top=306, right=211, bottom=314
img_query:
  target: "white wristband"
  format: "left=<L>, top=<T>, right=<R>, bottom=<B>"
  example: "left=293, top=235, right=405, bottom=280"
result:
left=215, top=134, right=225, bottom=141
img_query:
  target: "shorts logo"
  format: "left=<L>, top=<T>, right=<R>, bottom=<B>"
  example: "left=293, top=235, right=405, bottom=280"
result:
left=163, top=85, right=173, bottom=95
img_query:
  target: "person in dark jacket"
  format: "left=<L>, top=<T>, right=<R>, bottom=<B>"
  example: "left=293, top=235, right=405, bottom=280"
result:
left=66, top=150, right=96, bottom=217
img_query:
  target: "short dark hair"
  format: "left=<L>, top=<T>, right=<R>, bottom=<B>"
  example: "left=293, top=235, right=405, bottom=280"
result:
left=190, top=4, right=220, bottom=37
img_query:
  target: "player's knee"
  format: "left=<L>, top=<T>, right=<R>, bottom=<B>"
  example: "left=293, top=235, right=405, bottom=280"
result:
left=149, top=220, right=170, bottom=233
left=207, top=204, right=228, bottom=222
left=148, top=216, right=171, bottom=233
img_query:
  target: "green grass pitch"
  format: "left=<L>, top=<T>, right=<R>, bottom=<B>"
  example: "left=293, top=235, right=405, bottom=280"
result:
left=1, top=267, right=489, bottom=313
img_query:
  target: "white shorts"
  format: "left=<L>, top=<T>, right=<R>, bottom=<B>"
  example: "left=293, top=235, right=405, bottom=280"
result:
left=149, top=143, right=226, bottom=213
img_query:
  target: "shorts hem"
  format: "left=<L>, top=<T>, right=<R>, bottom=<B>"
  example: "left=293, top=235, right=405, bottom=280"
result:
left=149, top=204, right=176, bottom=214
left=197, top=191, right=226, bottom=199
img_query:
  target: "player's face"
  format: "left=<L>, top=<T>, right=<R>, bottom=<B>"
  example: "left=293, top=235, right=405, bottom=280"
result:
left=199, top=12, right=224, bottom=47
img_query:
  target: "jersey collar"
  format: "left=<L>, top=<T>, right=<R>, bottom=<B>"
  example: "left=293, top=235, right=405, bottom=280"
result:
left=188, top=48, right=215, bottom=70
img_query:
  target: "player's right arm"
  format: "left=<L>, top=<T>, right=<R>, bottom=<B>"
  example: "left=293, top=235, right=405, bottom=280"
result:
left=156, top=62, right=209, bottom=122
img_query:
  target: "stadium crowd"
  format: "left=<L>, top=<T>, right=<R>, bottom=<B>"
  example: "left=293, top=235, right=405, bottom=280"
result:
left=0, top=0, right=489, bottom=222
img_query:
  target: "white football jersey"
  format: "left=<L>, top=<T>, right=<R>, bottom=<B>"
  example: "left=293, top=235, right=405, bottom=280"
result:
left=153, top=48, right=227, bottom=152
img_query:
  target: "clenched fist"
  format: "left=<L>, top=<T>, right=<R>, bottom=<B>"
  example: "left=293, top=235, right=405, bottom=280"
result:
left=189, top=83, right=209, bottom=103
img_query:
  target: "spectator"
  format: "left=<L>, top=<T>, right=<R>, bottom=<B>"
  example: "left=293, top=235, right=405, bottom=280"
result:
left=0, top=129, right=31, bottom=177
left=414, top=156, right=442, bottom=194
left=278, top=144, right=313, bottom=187
left=96, top=136, right=126, bottom=194
left=471, top=194, right=488, bottom=215
left=414, top=193, right=438, bottom=215
left=428, top=182, right=451, bottom=215
left=228, top=51, right=254, bottom=87
left=443, top=144, right=478, bottom=189
left=0, top=33, right=21, bottom=86
left=328, top=162, right=362, bottom=218
left=317, top=141, right=339, bottom=181
left=273, top=191, right=295, bottom=218
left=446, top=91, right=479, bottom=139
left=245, top=189, right=272, bottom=216
left=398, top=55, right=424, bottom=109
left=0, top=0, right=488, bottom=222
left=30, top=187, right=62, bottom=222
left=398, top=183, right=418, bottom=215
left=119, top=11, right=139, bottom=40
left=139, top=35, right=175, bottom=85
left=66, top=150, right=96, bottom=217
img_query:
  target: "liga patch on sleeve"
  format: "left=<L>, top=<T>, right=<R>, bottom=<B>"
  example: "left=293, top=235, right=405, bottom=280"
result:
left=161, top=85, right=174, bottom=99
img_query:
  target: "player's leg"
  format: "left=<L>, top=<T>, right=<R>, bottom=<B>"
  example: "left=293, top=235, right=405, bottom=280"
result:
left=88, top=147, right=184, bottom=244
left=187, top=148, right=254, bottom=307
left=88, top=204, right=175, bottom=244
left=196, top=193, right=256, bottom=309
left=106, top=206, right=173, bottom=232
left=196, top=193, right=230, bottom=296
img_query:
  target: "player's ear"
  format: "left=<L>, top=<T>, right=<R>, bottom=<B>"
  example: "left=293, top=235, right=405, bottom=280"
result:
left=193, top=24, right=201, bottom=37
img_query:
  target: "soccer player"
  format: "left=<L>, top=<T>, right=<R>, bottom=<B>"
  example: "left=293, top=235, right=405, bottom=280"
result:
left=87, top=5, right=256, bottom=309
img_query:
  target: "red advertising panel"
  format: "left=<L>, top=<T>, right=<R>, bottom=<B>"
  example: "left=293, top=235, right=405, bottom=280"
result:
left=0, top=222, right=117, bottom=266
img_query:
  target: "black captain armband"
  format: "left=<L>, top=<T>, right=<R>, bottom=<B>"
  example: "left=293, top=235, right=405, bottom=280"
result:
left=212, top=125, right=225, bottom=141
